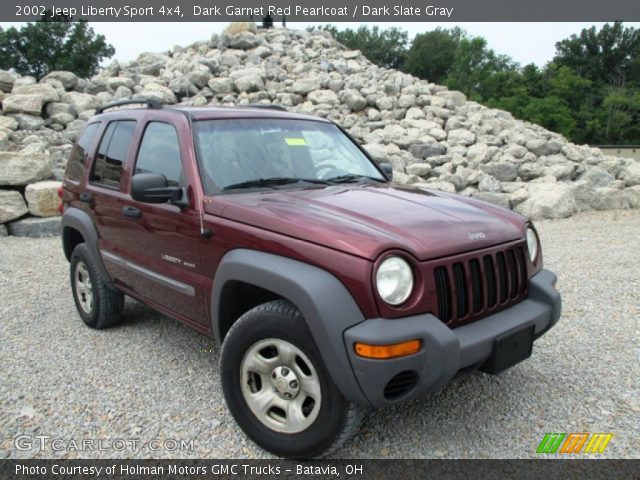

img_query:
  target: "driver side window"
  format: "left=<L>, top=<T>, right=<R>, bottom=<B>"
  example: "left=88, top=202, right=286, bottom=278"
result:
left=135, top=122, right=183, bottom=187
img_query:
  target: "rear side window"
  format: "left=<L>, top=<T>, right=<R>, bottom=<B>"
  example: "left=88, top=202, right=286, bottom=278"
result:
left=66, top=123, right=100, bottom=181
left=135, top=122, right=183, bottom=186
left=92, top=120, right=136, bottom=189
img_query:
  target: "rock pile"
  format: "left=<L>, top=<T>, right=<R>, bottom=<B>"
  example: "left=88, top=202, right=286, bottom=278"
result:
left=1, top=23, right=639, bottom=236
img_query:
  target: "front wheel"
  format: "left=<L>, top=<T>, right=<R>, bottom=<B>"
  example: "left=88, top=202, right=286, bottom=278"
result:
left=220, top=300, right=363, bottom=458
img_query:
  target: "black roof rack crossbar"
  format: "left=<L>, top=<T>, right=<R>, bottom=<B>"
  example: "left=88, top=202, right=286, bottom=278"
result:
left=96, top=99, right=162, bottom=114
left=240, top=104, right=288, bottom=112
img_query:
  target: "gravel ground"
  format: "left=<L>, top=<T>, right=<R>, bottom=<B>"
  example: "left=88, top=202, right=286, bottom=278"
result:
left=1, top=210, right=638, bottom=459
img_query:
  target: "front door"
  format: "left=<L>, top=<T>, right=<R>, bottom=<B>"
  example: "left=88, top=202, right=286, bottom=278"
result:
left=99, top=118, right=208, bottom=327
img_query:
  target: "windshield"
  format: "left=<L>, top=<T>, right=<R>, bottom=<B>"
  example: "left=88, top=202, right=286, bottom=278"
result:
left=193, top=118, right=386, bottom=193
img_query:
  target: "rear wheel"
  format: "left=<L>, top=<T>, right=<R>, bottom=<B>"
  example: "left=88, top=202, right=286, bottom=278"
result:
left=70, top=243, right=124, bottom=329
left=220, top=300, right=363, bottom=458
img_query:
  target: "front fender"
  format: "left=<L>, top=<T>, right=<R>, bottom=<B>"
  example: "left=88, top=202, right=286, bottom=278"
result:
left=211, top=249, right=370, bottom=406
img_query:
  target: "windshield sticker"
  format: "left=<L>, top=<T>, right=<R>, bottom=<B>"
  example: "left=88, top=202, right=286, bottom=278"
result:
left=285, top=138, right=307, bottom=146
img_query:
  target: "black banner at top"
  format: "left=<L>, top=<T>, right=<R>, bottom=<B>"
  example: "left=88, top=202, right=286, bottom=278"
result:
left=2, top=0, right=640, bottom=22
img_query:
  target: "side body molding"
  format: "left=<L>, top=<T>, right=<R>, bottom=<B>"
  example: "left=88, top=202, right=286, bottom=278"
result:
left=61, top=207, right=112, bottom=285
left=211, top=249, right=370, bottom=405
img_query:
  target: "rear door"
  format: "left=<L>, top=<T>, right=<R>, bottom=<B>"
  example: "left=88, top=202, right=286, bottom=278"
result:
left=87, top=118, right=139, bottom=289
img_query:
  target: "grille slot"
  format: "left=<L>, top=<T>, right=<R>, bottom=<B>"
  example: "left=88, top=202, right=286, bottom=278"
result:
left=433, top=243, right=529, bottom=327
left=496, top=252, right=508, bottom=303
left=517, top=247, right=528, bottom=293
left=469, top=259, right=483, bottom=313
left=452, top=263, right=468, bottom=318
left=507, top=249, right=519, bottom=299
left=484, top=255, right=497, bottom=308
left=434, top=267, right=452, bottom=322
left=384, top=371, right=418, bottom=400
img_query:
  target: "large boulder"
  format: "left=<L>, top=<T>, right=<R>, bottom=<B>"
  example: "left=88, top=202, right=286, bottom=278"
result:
left=0, top=152, right=53, bottom=186
left=0, top=70, right=19, bottom=92
left=341, top=90, right=367, bottom=112
left=0, top=115, right=19, bottom=131
left=6, top=113, right=45, bottom=130
left=43, top=71, right=79, bottom=90
left=621, top=163, right=640, bottom=187
left=228, top=32, right=261, bottom=50
left=0, top=190, right=28, bottom=223
left=577, top=166, right=615, bottom=188
left=291, top=78, right=322, bottom=96
left=135, top=84, right=177, bottom=104
left=7, top=216, right=61, bottom=237
left=25, top=181, right=62, bottom=217
left=481, top=161, right=518, bottom=182
left=46, top=102, right=76, bottom=126
left=61, top=92, right=101, bottom=113
left=208, top=77, right=235, bottom=94
left=447, top=129, right=476, bottom=147
left=135, top=53, right=170, bottom=76
left=515, top=182, right=577, bottom=219
left=12, top=83, right=60, bottom=103
left=408, top=142, right=446, bottom=159
left=307, top=90, right=340, bottom=105
left=107, top=76, right=135, bottom=92
left=2, top=94, right=44, bottom=115
left=230, top=68, right=265, bottom=93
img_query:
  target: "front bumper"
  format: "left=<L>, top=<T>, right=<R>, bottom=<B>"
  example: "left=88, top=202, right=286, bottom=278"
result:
left=344, top=269, right=561, bottom=407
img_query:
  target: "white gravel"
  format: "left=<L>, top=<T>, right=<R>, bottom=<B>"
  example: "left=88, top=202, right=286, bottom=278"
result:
left=1, top=210, right=638, bottom=459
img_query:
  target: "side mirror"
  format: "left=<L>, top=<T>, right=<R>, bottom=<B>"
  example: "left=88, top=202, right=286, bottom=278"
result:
left=380, top=163, right=393, bottom=180
left=131, top=173, right=188, bottom=209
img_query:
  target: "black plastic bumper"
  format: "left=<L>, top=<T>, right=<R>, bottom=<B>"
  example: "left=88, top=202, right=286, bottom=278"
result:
left=343, top=269, right=561, bottom=408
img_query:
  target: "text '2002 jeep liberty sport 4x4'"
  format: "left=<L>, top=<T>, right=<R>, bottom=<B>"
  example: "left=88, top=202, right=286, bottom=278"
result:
left=60, top=100, right=561, bottom=458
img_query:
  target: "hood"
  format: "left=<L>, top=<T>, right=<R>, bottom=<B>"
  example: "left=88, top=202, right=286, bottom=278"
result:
left=207, top=184, right=527, bottom=261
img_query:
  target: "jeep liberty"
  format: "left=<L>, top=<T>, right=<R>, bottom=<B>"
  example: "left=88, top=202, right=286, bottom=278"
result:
left=60, top=100, right=561, bottom=458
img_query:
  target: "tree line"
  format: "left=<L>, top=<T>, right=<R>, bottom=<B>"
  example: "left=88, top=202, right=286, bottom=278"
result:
left=314, top=23, right=640, bottom=146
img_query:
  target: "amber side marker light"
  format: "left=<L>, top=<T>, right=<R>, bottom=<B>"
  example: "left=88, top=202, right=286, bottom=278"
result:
left=354, top=339, right=422, bottom=359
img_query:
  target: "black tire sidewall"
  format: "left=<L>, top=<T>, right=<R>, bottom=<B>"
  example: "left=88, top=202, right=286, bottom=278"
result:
left=70, top=244, right=100, bottom=328
left=220, top=304, right=348, bottom=458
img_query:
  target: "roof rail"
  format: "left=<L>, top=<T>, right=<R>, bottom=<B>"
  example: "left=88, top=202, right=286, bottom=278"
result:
left=241, top=104, right=288, bottom=112
left=96, top=99, right=162, bottom=114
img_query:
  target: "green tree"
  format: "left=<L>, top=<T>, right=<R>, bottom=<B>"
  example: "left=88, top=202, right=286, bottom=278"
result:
left=444, top=36, right=517, bottom=101
left=313, top=24, right=408, bottom=70
left=522, top=96, right=577, bottom=139
left=554, top=21, right=640, bottom=87
left=404, top=27, right=464, bottom=83
left=0, top=11, right=114, bottom=79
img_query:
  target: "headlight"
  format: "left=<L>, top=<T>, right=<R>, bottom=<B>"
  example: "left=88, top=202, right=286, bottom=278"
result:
left=526, top=227, right=539, bottom=263
left=376, top=256, right=414, bottom=305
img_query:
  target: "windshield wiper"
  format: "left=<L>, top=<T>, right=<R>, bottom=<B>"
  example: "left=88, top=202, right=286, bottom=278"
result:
left=223, top=177, right=331, bottom=190
left=325, top=174, right=386, bottom=184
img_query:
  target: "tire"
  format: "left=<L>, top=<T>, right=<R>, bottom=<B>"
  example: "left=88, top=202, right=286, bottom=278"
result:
left=70, top=243, right=124, bottom=329
left=220, top=300, right=364, bottom=458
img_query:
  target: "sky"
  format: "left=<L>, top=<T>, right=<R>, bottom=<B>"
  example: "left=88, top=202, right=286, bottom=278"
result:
left=2, top=22, right=639, bottom=68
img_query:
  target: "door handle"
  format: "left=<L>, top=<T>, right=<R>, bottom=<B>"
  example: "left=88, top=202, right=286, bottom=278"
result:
left=122, top=206, right=142, bottom=219
left=79, top=192, right=92, bottom=203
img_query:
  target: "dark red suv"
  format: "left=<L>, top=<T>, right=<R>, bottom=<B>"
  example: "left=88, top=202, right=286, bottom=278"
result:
left=60, top=100, right=561, bottom=458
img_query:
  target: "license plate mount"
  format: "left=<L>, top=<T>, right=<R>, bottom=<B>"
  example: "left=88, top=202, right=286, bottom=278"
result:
left=480, top=323, right=535, bottom=375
